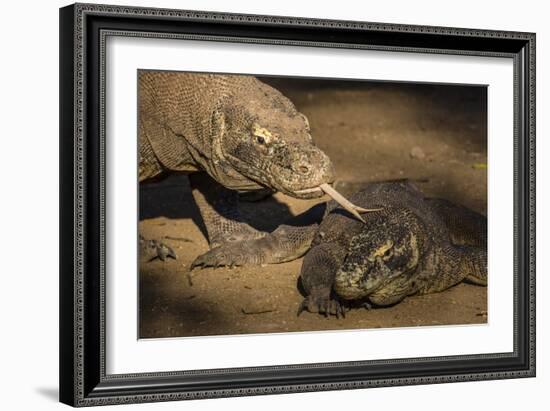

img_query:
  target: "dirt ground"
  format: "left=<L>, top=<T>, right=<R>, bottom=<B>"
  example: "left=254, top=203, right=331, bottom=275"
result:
left=139, top=78, right=487, bottom=338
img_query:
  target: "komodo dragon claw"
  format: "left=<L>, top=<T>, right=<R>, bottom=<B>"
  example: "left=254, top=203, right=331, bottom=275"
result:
left=140, top=235, right=177, bottom=262
left=190, top=243, right=259, bottom=269
left=297, top=291, right=346, bottom=319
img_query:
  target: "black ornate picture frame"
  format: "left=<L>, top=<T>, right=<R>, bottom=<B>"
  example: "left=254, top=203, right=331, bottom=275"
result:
left=59, top=3, right=535, bottom=407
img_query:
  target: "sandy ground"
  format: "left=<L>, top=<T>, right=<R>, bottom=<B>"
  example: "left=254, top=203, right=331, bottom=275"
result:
left=139, top=78, right=487, bottom=338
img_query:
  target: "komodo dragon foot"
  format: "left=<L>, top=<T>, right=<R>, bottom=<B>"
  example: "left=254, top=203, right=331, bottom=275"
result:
left=297, top=287, right=346, bottom=318
left=191, top=240, right=262, bottom=268
left=140, top=235, right=177, bottom=262
left=191, top=223, right=319, bottom=269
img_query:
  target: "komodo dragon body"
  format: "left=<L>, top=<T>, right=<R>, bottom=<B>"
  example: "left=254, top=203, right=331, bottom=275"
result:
left=138, top=71, right=357, bottom=264
left=297, top=181, right=487, bottom=317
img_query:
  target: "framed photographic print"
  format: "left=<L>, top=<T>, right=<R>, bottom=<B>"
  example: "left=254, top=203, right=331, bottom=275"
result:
left=59, top=3, right=536, bottom=407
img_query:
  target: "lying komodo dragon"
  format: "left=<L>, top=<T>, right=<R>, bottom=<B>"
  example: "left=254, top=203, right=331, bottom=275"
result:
left=139, top=71, right=371, bottom=264
left=297, top=181, right=488, bottom=317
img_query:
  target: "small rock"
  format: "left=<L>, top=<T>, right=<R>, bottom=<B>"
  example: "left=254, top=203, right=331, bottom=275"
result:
left=241, top=295, right=277, bottom=315
left=241, top=306, right=276, bottom=315
left=410, top=146, right=426, bottom=160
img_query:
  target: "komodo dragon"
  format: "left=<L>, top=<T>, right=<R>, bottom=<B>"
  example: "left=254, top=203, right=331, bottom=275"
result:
left=138, top=71, right=371, bottom=265
left=296, top=181, right=487, bottom=317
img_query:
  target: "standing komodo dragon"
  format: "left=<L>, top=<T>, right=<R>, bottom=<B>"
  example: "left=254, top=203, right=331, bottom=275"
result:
left=297, top=181, right=487, bottom=317
left=139, top=71, right=371, bottom=265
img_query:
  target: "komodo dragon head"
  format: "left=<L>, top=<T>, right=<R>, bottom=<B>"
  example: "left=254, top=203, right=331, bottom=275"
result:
left=211, top=80, right=333, bottom=199
left=333, top=212, right=423, bottom=300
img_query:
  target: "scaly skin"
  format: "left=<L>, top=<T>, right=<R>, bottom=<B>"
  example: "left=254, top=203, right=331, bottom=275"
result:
left=138, top=71, right=335, bottom=263
left=298, top=181, right=487, bottom=318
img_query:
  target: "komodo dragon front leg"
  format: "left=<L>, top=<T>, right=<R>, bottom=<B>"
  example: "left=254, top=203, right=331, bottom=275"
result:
left=188, top=173, right=267, bottom=248
left=191, top=202, right=327, bottom=268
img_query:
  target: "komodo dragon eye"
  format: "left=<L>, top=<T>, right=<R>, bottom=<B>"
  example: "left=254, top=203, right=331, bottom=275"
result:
left=251, top=123, right=273, bottom=146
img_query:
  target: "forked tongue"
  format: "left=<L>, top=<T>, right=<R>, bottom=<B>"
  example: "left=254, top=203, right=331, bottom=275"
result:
left=319, top=183, right=382, bottom=223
